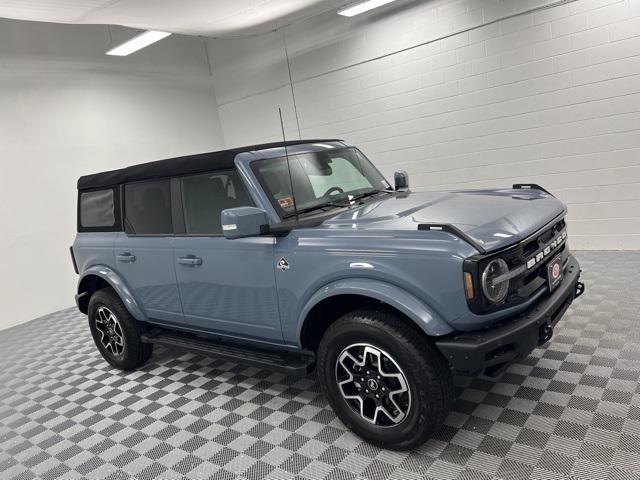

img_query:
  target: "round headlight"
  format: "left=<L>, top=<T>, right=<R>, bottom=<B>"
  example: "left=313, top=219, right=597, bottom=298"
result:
left=481, top=258, right=510, bottom=304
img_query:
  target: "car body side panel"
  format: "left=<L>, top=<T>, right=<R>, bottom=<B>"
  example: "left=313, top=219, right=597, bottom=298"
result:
left=173, top=236, right=284, bottom=343
left=273, top=229, right=478, bottom=347
left=76, top=264, right=148, bottom=321
left=114, top=233, right=183, bottom=324
left=73, top=232, right=117, bottom=274
left=74, top=232, right=150, bottom=320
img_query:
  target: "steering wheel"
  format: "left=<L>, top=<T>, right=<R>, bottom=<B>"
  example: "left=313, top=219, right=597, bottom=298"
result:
left=323, top=186, right=344, bottom=197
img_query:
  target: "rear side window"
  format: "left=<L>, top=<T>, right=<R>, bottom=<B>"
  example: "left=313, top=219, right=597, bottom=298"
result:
left=181, top=170, right=253, bottom=235
left=124, top=180, right=172, bottom=235
left=80, top=189, right=116, bottom=228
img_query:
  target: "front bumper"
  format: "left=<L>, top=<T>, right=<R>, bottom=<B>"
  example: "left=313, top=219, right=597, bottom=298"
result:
left=435, top=254, right=584, bottom=375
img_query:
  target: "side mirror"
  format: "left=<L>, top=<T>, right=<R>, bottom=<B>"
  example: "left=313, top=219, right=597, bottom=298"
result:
left=221, top=207, right=269, bottom=239
left=394, top=170, right=409, bottom=190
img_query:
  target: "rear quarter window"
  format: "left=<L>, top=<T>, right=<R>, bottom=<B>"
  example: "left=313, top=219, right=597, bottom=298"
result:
left=78, top=188, right=120, bottom=231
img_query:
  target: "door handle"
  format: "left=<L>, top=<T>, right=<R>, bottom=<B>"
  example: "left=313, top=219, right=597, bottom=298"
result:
left=116, top=253, right=136, bottom=263
left=178, top=255, right=203, bottom=266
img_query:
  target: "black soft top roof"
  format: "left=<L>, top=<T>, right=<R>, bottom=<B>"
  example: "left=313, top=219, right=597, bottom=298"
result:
left=77, top=139, right=342, bottom=190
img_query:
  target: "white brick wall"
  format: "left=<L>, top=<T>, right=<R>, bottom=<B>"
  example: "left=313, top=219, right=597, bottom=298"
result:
left=207, top=0, right=640, bottom=249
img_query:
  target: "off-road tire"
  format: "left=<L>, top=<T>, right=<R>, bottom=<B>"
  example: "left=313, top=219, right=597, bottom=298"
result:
left=88, top=288, right=153, bottom=371
left=317, top=309, right=454, bottom=450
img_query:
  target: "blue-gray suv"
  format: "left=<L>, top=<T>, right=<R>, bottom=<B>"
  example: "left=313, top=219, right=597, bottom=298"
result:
left=72, top=139, right=584, bottom=449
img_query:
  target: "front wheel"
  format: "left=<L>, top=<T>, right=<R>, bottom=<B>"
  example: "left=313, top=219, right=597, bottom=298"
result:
left=317, top=309, right=454, bottom=450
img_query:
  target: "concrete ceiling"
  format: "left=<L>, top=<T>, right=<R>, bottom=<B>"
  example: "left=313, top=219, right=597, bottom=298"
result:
left=0, top=0, right=350, bottom=36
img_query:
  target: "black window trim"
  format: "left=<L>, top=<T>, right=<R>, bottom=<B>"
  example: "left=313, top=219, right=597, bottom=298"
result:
left=171, top=177, right=186, bottom=235
left=77, top=185, right=123, bottom=233
left=174, top=168, right=256, bottom=238
left=117, top=167, right=255, bottom=237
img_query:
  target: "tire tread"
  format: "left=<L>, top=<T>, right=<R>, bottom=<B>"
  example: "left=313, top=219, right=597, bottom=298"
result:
left=88, top=287, right=152, bottom=371
left=317, top=308, right=454, bottom=450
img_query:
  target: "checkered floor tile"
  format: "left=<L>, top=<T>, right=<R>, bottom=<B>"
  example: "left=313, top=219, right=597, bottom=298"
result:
left=1, top=251, right=640, bottom=479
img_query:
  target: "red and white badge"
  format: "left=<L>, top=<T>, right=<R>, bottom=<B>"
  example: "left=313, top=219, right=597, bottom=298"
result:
left=547, top=255, right=563, bottom=291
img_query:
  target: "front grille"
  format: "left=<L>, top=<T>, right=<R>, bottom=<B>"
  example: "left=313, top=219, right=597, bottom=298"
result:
left=464, top=215, right=569, bottom=315
left=503, top=219, right=567, bottom=303
left=523, top=218, right=565, bottom=257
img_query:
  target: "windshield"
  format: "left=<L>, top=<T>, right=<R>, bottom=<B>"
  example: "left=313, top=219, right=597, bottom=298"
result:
left=251, top=147, right=391, bottom=218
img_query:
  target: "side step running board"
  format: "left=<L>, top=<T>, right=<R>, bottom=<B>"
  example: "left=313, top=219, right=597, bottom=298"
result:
left=141, top=329, right=315, bottom=375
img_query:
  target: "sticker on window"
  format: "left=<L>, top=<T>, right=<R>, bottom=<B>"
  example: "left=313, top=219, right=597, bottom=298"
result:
left=278, top=196, right=295, bottom=208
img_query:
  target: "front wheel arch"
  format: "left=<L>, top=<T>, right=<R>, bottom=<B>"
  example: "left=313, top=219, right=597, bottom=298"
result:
left=297, top=279, right=454, bottom=351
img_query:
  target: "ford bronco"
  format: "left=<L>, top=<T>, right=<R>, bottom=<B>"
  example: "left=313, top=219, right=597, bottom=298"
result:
left=72, top=139, right=584, bottom=449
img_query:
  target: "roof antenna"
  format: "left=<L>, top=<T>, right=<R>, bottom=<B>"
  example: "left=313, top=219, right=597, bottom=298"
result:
left=279, top=107, right=299, bottom=222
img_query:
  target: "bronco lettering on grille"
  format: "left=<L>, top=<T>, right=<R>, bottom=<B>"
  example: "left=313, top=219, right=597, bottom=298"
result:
left=525, top=231, right=567, bottom=270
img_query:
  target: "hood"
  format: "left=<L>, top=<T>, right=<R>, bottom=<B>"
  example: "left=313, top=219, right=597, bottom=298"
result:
left=322, top=188, right=566, bottom=253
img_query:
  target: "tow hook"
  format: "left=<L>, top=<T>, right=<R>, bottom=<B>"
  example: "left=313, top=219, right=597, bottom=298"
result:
left=575, top=281, right=585, bottom=299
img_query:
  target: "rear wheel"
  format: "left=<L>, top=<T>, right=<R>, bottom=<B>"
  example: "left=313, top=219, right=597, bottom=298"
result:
left=317, top=309, right=454, bottom=450
left=88, top=288, right=152, bottom=370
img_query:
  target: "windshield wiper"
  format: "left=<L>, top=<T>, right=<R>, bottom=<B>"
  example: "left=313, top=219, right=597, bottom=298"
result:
left=282, top=190, right=393, bottom=220
left=349, top=189, right=392, bottom=203
left=282, top=202, right=349, bottom=219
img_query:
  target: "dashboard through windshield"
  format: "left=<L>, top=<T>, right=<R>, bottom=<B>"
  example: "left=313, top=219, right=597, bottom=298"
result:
left=251, top=147, right=391, bottom=219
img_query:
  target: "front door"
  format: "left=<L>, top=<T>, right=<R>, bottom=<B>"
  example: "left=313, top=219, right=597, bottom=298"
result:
left=116, top=179, right=183, bottom=324
left=173, top=170, right=283, bottom=343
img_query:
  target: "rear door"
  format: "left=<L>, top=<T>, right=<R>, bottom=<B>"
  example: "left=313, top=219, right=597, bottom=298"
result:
left=173, top=169, right=283, bottom=343
left=114, top=179, right=184, bottom=324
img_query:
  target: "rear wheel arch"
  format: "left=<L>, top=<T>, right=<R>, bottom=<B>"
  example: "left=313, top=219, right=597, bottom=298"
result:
left=76, top=267, right=147, bottom=321
left=77, top=274, right=111, bottom=313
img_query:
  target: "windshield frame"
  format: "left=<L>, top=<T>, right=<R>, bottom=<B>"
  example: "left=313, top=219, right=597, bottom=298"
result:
left=250, top=147, right=391, bottom=221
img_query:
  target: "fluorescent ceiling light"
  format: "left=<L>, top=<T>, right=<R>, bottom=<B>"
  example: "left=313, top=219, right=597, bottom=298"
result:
left=338, top=0, right=398, bottom=17
left=106, top=30, right=171, bottom=56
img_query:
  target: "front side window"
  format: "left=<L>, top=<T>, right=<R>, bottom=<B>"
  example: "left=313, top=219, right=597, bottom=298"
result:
left=181, top=170, right=253, bottom=235
left=252, top=147, right=390, bottom=218
left=124, top=180, right=172, bottom=234
left=80, top=189, right=115, bottom=228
